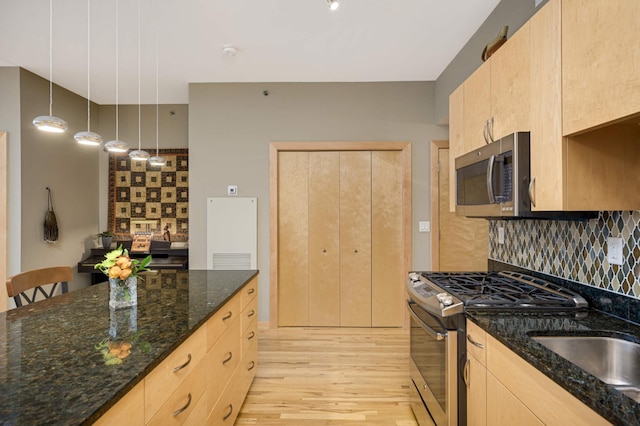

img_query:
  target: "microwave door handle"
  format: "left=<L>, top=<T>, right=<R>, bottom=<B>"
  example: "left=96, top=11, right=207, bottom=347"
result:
left=486, top=155, right=496, bottom=203
left=407, top=302, right=447, bottom=341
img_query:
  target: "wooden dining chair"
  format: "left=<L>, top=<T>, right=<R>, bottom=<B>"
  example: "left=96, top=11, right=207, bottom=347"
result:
left=6, top=266, right=73, bottom=307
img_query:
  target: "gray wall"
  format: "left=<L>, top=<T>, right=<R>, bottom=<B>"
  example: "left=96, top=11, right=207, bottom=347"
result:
left=189, top=82, right=449, bottom=322
left=17, top=69, right=100, bottom=291
left=434, top=0, right=542, bottom=123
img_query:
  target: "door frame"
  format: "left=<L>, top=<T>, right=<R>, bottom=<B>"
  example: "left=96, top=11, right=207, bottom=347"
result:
left=430, top=140, right=448, bottom=271
left=269, top=141, right=412, bottom=329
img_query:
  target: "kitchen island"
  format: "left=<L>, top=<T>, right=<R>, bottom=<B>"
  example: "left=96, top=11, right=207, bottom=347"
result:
left=0, top=269, right=258, bottom=425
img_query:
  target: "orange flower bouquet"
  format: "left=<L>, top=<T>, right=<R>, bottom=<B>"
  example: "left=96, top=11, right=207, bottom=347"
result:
left=94, top=245, right=151, bottom=309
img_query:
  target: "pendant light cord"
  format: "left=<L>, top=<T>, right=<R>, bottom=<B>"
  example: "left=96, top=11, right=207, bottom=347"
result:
left=138, top=0, right=142, bottom=150
left=86, top=0, right=91, bottom=131
left=115, top=0, right=119, bottom=140
left=49, top=0, right=53, bottom=117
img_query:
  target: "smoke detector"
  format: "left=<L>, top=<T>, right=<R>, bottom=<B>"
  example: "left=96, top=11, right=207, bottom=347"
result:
left=222, top=45, right=238, bottom=56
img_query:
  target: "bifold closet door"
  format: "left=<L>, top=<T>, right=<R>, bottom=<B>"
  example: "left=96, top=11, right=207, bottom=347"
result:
left=339, top=151, right=372, bottom=327
left=278, top=151, right=309, bottom=326
left=308, top=152, right=340, bottom=326
left=371, top=151, right=403, bottom=327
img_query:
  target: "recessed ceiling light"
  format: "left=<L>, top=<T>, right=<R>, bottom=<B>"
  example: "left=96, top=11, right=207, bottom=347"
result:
left=328, top=0, right=339, bottom=11
left=223, top=45, right=237, bottom=56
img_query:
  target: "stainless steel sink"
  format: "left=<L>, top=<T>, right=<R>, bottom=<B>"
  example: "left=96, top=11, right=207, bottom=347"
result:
left=531, top=335, right=640, bottom=402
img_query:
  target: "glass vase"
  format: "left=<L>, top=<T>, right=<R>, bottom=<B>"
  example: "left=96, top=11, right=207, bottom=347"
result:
left=109, top=276, right=138, bottom=310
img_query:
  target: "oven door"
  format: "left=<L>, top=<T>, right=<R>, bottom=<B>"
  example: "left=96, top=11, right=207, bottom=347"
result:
left=408, top=301, right=458, bottom=426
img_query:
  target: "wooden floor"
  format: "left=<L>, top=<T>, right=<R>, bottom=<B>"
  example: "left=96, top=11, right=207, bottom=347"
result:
left=236, top=326, right=418, bottom=425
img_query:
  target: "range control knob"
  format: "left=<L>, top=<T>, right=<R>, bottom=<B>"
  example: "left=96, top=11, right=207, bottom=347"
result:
left=437, top=292, right=454, bottom=306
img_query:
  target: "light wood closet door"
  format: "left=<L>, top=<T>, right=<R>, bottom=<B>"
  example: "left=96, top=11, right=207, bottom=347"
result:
left=371, top=151, right=403, bottom=327
left=308, top=152, right=340, bottom=326
left=339, top=151, right=372, bottom=327
left=277, top=152, right=309, bottom=326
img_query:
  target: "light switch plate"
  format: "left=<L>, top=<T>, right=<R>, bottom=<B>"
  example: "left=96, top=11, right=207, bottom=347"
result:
left=418, top=221, right=430, bottom=233
left=498, top=227, right=505, bottom=245
left=607, top=237, right=623, bottom=265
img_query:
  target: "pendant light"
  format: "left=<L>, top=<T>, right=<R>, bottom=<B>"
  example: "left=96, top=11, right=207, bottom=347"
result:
left=328, top=0, right=340, bottom=11
left=33, top=0, right=68, bottom=133
left=148, top=0, right=166, bottom=167
left=129, top=0, right=150, bottom=162
left=74, top=0, right=103, bottom=146
left=104, top=0, right=129, bottom=153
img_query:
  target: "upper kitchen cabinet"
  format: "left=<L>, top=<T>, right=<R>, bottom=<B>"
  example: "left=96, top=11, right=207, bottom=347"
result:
left=562, top=0, right=640, bottom=136
left=462, top=60, right=491, bottom=152
left=448, top=85, right=464, bottom=213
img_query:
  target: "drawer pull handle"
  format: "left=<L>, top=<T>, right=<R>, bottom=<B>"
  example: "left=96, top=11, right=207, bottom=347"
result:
left=248, top=361, right=256, bottom=371
left=223, top=404, right=234, bottom=421
left=222, top=311, right=233, bottom=321
left=222, top=351, right=233, bottom=365
left=247, top=309, right=255, bottom=318
left=247, top=288, right=255, bottom=295
left=173, top=393, right=192, bottom=417
left=173, top=353, right=192, bottom=373
left=467, top=334, right=485, bottom=349
left=248, top=331, right=256, bottom=341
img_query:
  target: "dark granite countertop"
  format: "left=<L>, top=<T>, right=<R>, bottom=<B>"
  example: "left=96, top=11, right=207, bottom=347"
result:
left=466, top=309, right=640, bottom=425
left=0, top=269, right=258, bottom=425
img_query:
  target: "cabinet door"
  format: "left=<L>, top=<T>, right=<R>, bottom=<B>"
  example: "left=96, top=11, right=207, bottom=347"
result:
left=562, top=0, right=640, bottom=135
left=490, top=20, right=530, bottom=140
left=486, top=372, right=543, bottom=426
left=529, top=0, right=564, bottom=211
left=339, top=151, right=372, bottom=327
left=449, top=84, right=464, bottom=213
left=308, top=151, right=340, bottom=326
left=277, top=151, right=309, bottom=326
left=371, top=151, right=403, bottom=327
left=94, top=381, right=145, bottom=426
left=467, top=354, right=487, bottom=426
left=463, top=61, right=491, bottom=151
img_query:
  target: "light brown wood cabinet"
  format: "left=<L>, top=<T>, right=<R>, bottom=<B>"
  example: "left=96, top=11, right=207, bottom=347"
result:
left=278, top=150, right=404, bottom=327
left=450, top=0, right=640, bottom=213
left=562, top=0, right=640, bottom=136
left=96, top=278, right=258, bottom=425
left=464, top=321, right=610, bottom=426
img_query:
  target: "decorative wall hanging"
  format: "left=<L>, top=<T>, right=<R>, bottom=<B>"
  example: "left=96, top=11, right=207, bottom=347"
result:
left=44, top=187, right=59, bottom=242
left=108, top=149, right=188, bottom=241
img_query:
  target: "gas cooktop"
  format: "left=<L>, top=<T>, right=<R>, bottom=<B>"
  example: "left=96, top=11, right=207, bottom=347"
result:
left=407, top=271, right=588, bottom=317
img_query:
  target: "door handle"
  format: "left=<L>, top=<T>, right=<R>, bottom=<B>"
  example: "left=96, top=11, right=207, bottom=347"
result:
left=529, top=176, right=536, bottom=208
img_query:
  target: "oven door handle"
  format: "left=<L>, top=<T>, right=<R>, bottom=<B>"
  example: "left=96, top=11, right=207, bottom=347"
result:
left=407, top=302, right=447, bottom=341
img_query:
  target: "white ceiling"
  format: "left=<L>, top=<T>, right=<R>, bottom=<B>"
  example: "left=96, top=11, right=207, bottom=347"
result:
left=0, top=0, right=500, bottom=105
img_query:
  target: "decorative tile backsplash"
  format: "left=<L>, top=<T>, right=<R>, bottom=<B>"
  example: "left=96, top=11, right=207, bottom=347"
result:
left=489, top=211, right=640, bottom=299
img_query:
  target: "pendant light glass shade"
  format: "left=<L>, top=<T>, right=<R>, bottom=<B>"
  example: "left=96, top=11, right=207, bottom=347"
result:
left=130, top=0, right=150, bottom=162
left=105, top=0, right=129, bottom=153
left=34, top=0, right=68, bottom=133
left=148, top=0, right=166, bottom=167
left=33, top=115, right=68, bottom=133
left=74, top=131, right=103, bottom=146
left=75, top=0, right=103, bottom=146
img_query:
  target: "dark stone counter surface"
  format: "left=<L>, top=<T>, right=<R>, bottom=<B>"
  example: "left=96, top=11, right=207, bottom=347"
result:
left=466, top=309, right=640, bottom=425
left=0, top=269, right=258, bottom=425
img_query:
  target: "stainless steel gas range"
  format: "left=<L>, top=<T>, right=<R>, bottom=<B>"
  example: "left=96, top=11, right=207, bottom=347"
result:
left=406, top=271, right=588, bottom=426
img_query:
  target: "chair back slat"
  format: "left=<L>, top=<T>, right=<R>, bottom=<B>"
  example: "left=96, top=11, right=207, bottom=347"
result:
left=6, top=266, right=72, bottom=307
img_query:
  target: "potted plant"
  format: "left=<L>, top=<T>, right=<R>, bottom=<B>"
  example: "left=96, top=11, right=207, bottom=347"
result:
left=97, top=230, right=115, bottom=249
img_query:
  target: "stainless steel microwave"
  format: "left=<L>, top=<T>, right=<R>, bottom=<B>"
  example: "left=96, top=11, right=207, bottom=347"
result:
left=454, top=132, right=596, bottom=220
left=455, top=132, right=528, bottom=218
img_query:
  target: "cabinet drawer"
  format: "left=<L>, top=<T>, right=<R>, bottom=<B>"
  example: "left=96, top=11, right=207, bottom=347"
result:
left=207, top=317, right=241, bottom=412
left=466, top=321, right=487, bottom=366
left=207, top=293, right=241, bottom=349
left=145, top=326, right=206, bottom=420
left=95, top=380, right=145, bottom=426
left=182, top=381, right=209, bottom=426
left=241, top=296, right=258, bottom=334
left=146, top=358, right=207, bottom=426
left=208, top=369, right=244, bottom=426
left=242, top=339, right=258, bottom=387
left=241, top=277, right=258, bottom=309
left=242, top=317, right=258, bottom=359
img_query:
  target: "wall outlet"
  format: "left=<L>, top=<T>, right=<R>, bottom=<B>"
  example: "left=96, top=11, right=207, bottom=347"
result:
left=607, top=237, right=623, bottom=265
left=498, top=227, right=505, bottom=245
left=418, top=221, right=430, bottom=233
left=227, top=185, right=238, bottom=196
